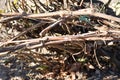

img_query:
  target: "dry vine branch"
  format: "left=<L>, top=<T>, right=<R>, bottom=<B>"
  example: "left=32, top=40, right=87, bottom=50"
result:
left=0, top=12, right=27, bottom=23
left=0, top=8, right=120, bottom=23
left=1, top=30, right=120, bottom=45
left=0, top=31, right=120, bottom=53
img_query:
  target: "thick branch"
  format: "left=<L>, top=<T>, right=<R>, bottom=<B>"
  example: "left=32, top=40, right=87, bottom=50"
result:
left=0, top=8, right=120, bottom=23
left=0, top=31, right=120, bottom=52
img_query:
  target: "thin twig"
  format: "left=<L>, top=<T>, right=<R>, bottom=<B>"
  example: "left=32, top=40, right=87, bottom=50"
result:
left=79, top=0, right=84, bottom=7
left=39, top=19, right=63, bottom=37
left=93, top=41, right=102, bottom=68
left=102, top=20, right=120, bottom=28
